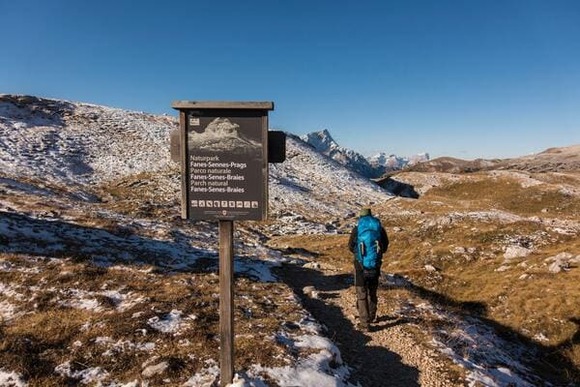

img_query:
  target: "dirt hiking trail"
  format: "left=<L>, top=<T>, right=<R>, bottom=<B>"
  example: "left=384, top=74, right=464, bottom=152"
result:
left=275, top=259, right=465, bottom=387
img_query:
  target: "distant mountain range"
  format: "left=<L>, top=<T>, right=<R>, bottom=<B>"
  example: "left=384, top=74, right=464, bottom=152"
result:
left=300, top=129, right=580, bottom=177
left=300, top=129, right=429, bottom=178
left=394, top=145, right=580, bottom=174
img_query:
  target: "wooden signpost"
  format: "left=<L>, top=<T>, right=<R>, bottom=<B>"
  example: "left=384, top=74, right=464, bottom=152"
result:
left=171, top=101, right=282, bottom=386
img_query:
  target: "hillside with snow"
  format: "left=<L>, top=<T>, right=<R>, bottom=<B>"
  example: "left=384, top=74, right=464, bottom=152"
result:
left=1, top=94, right=579, bottom=386
left=0, top=95, right=393, bottom=386
left=0, top=95, right=174, bottom=186
left=0, top=95, right=389, bottom=225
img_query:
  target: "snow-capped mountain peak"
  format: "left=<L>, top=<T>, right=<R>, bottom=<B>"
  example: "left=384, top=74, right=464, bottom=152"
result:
left=299, top=129, right=339, bottom=153
left=300, top=130, right=378, bottom=178
left=368, top=152, right=430, bottom=170
left=300, top=130, right=430, bottom=178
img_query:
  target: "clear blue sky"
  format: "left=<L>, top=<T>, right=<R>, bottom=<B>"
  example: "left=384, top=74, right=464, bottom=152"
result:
left=2, top=0, right=579, bottom=159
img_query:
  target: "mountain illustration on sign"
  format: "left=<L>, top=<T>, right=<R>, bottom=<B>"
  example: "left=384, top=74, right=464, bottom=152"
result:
left=189, top=117, right=261, bottom=154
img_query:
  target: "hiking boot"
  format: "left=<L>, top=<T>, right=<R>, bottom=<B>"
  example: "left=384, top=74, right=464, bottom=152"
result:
left=357, top=322, right=370, bottom=332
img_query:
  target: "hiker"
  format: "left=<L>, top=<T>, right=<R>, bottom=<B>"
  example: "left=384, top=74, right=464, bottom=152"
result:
left=348, top=208, right=389, bottom=331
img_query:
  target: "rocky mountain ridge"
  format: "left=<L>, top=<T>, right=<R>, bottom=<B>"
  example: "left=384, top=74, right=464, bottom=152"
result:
left=368, top=151, right=429, bottom=172
left=300, top=129, right=429, bottom=178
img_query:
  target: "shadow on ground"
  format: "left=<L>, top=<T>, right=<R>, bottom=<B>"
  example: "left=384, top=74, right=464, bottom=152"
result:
left=0, top=211, right=213, bottom=272
left=376, top=176, right=420, bottom=199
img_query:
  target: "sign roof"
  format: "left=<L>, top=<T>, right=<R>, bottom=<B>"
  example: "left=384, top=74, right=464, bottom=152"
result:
left=172, top=101, right=274, bottom=110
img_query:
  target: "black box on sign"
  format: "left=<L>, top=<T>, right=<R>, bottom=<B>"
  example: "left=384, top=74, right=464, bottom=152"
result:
left=268, top=131, right=286, bottom=163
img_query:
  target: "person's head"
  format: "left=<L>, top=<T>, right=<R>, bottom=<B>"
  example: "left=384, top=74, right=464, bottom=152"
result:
left=359, top=208, right=372, bottom=217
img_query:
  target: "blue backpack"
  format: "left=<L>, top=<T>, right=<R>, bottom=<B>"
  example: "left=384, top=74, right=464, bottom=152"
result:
left=356, top=215, right=382, bottom=269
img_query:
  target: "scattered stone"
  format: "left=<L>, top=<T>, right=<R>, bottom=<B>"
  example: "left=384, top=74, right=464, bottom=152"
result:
left=302, top=286, right=319, bottom=299
left=303, top=262, right=321, bottom=269
left=548, top=261, right=567, bottom=273
left=282, top=321, right=300, bottom=330
left=545, top=252, right=573, bottom=262
left=495, top=265, right=510, bottom=272
left=142, top=361, right=168, bottom=378
left=424, top=264, right=438, bottom=273
left=545, top=253, right=573, bottom=273
left=504, top=246, right=532, bottom=260
left=451, top=247, right=466, bottom=254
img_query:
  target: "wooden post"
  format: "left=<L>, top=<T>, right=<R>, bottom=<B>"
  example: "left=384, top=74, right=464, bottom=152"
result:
left=179, top=110, right=189, bottom=220
left=219, top=220, right=234, bottom=386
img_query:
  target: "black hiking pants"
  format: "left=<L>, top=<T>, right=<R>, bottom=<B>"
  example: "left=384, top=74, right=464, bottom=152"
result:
left=354, top=262, right=379, bottom=326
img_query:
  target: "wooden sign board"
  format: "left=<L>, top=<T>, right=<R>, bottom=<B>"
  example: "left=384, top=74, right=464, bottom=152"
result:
left=172, top=101, right=274, bottom=221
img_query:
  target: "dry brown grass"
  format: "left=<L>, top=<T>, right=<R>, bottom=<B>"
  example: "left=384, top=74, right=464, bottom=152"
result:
left=97, top=171, right=180, bottom=220
left=395, top=175, right=579, bottom=377
left=2, top=165, right=578, bottom=383
left=424, top=173, right=580, bottom=218
left=0, top=253, right=305, bottom=385
left=268, top=170, right=580, bottom=383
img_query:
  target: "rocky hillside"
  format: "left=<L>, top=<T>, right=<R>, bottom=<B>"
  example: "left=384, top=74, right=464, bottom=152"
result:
left=497, top=144, right=580, bottom=172
left=396, top=156, right=499, bottom=174
left=0, top=94, right=390, bottom=225
left=1, top=94, right=579, bottom=386
left=274, top=163, right=580, bottom=385
left=0, top=94, right=176, bottom=186
left=0, top=94, right=393, bottom=385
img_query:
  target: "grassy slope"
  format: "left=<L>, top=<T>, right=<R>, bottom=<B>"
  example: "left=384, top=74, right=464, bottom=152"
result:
left=0, top=175, right=310, bottom=385
left=269, top=170, right=580, bottom=383
left=2, top=165, right=578, bottom=383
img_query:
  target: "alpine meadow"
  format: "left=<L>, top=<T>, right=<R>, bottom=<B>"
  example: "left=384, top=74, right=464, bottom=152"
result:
left=1, top=94, right=579, bottom=386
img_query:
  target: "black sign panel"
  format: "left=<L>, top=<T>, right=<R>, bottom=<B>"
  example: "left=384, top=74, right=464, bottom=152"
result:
left=186, top=110, right=267, bottom=220
left=268, top=131, right=286, bottom=163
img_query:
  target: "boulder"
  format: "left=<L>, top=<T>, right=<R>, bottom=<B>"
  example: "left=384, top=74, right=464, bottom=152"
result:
left=504, top=246, right=532, bottom=260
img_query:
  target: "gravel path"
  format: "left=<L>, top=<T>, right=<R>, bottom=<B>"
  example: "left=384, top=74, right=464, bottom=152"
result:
left=277, top=262, right=465, bottom=387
